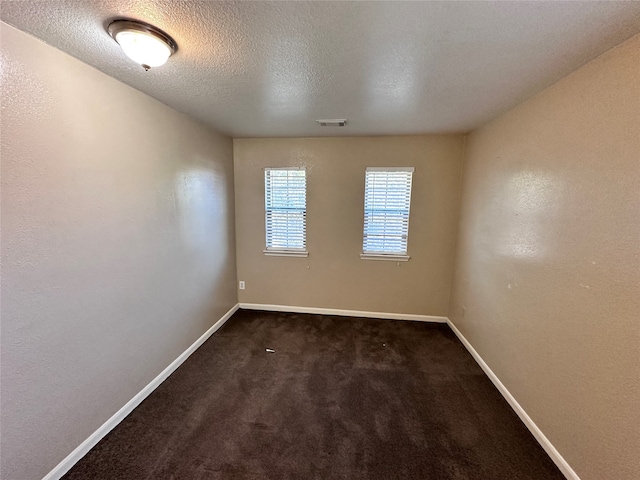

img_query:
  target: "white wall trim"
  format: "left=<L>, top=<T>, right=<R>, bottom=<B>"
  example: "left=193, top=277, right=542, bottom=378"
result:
left=42, top=303, right=240, bottom=480
left=262, top=250, right=309, bottom=258
left=41, top=304, right=577, bottom=480
left=446, top=318, right=580, bottom=480
left=238, top=303, right=447, bottom=323
left=360, top=253, right=410, bottom=262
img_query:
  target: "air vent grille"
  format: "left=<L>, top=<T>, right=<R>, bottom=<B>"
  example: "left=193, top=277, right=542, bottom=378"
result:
left=316, top=119, right=347, bottom=127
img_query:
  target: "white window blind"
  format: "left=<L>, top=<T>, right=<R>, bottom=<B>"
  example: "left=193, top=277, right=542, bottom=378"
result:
left=265, top=167, right=307, bottom=252
left=362, top=167, right=414, bottom=255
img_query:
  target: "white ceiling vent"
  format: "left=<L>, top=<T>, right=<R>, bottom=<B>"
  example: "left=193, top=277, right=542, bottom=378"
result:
left=316, top=119, right=347, bottom=127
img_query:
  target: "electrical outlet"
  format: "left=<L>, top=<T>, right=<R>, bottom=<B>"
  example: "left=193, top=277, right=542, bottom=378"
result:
left=239, top=281, right=245, bottom=290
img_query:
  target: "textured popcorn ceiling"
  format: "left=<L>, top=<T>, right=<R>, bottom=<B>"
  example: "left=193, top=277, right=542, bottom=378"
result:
left=2, top=1, right=640, bottom=137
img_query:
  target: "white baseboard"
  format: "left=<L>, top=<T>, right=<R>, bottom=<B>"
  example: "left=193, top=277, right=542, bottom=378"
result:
left=42, top=303, right=240, bottom=480
left=41, top=304, right=577, bottom=480
left=238, top=303, right=448, bottom=323
left=446, top=318, right=580, bottom=480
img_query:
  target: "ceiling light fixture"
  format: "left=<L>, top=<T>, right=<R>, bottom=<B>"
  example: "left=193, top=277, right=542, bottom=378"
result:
left=107, top=19, right=177, bottom=71
left=316, top=119, right=347, bottom=127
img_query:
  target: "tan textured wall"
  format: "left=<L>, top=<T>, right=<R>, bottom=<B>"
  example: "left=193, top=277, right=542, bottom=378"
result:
left=449, top=34, right=640, bottom=480
left=234, top=136, right=464, bottom=315
left=0, top=23, right=237, bottom=480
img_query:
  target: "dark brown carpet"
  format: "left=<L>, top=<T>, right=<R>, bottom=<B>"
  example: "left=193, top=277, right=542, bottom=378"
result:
left=63, top=310, right=564, bottom=479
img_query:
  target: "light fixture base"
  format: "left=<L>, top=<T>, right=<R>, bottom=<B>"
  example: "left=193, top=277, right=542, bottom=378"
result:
left=107, top=19, right=177, bottom=70
left=108, top=19, right=177, bottom=53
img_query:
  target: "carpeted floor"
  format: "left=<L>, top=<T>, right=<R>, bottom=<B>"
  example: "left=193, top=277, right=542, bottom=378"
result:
left=63, top=310, right=564, bottom=479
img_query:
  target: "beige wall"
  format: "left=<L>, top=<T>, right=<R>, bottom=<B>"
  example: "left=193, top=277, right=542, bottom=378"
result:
left=449, top=34, right=640, bottom=480
left=0, top=23, right=237, bottom=480
left=234, top=136, right=464, bottom=315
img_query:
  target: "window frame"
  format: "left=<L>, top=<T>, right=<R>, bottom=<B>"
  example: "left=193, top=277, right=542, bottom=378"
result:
left=263, top=167, right=308, bottom=257
left=360, top=167, right=414, bottom=262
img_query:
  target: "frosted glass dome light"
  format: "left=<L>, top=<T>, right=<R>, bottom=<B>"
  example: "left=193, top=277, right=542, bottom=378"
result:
left=108, top=20, right=177, bottom=71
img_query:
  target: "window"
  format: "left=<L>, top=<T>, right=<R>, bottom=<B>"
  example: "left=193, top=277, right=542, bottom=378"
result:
left=264, top=167, right=308, bottom=257
left=361, top=167, right=414, bottom=261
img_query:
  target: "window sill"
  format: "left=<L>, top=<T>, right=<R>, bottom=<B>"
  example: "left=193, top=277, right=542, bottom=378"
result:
left=263, top=250, right=309, bottom=258
left=360, top=253, right=410, bottom=262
